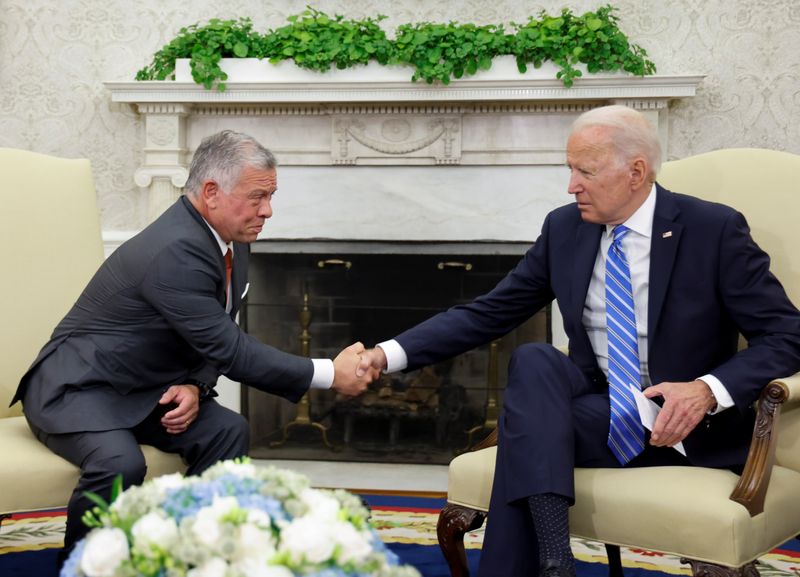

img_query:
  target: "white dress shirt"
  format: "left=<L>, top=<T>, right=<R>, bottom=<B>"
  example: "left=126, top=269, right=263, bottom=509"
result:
left=379, top=185, right=733, bottom=411
left=203, top=219, right=333, bottom=389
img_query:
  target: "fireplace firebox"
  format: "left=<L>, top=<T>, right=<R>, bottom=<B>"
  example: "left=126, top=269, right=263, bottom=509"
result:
left=241, top=242, right=549, bottom=464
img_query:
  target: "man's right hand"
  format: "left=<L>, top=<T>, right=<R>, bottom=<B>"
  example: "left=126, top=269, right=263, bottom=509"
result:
left=332, top=342, right=379, bottom=396
left=356, top=347, right=388, bottom=378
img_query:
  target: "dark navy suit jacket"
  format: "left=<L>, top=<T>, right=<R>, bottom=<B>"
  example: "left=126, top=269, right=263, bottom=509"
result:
left=395, top=185, right=800, bottom=467
left=14, top=196, right=312, bottom=434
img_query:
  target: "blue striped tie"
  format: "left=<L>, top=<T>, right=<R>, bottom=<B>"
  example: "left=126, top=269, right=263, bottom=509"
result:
left=606, top=225, right=645, bottom=465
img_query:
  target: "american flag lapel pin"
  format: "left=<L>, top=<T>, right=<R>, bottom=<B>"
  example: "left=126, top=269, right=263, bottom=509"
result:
left=662, top=231, right=673, bottom=238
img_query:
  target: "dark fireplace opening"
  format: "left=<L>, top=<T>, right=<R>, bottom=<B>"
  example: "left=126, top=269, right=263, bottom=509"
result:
left=242, top=244, right=549, bottom=464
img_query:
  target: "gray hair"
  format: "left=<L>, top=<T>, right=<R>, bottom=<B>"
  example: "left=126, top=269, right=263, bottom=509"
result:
left=571, top=105, right=662, bottom=177
left=184, top=130, right=277, bottom=197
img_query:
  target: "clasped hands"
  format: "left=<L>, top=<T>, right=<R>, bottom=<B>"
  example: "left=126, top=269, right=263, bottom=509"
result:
left=331, top=343, right=387, bottom=396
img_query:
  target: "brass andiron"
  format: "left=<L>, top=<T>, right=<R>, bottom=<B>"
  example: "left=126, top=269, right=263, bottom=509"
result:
left=270, top=291, right=336, bottom=450
left=462, top=339, right=500, bottom=452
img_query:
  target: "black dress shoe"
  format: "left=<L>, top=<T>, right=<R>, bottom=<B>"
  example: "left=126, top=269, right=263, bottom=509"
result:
left=540, top=558, right=576, bottom=577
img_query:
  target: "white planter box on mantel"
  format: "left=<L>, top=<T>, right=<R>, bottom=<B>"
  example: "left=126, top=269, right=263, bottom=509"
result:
left=104, top=58, right=704, bottom=241
left=109, top=56, right=703, bottom=104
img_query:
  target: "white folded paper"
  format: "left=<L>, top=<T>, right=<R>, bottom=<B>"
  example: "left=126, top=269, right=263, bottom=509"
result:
left=628, top=384, right=686, bottom=456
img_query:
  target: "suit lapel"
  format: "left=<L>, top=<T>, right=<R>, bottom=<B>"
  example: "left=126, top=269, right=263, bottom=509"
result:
left=648, top=185, right=683, bottom=344
left=571, top=221, right=603, bottom=324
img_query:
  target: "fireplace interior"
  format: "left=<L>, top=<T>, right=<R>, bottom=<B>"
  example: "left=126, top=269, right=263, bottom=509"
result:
left=242, top=243, right=549, bottom=464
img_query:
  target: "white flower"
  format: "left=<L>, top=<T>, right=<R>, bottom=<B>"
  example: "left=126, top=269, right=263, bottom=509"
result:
left=235, top=523, right=275, bottom=561
left=187, top=557, right=228, bottom=577
left=152, top=472, right=186, bottom=492
left=299, top=488, right=341, bottom=522
left=234, top=558, right=294, bottom=577
left=192, top=495, right=240, bottom=548
left=217, top=460, right=257, bottom=479
left=247, top=508, right=271, bottom=528
left=279, top=515, right=335, bottom=564
left=80, top=528, right=130, bottom=577
left=131, top=511, right=179, bottom=555
left=332, top=521, right=374, bottom=564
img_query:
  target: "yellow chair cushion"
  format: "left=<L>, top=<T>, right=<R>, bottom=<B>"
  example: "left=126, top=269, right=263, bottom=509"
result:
left=447, top=446, right=800, bottom=567
left=0, top=416, right=185, bottom=515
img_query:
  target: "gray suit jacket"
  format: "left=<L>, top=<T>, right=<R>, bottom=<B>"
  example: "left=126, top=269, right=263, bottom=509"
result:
left=14, top=196, right=312, bottom=434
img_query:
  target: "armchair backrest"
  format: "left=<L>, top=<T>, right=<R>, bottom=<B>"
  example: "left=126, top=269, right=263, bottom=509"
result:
left=658, top=148, right=800, bottom=471
left=0, top=148, right=104, bottom=418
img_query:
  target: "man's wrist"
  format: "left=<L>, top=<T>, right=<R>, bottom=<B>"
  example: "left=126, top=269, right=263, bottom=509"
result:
left=184, top=379, right=215, bottom=399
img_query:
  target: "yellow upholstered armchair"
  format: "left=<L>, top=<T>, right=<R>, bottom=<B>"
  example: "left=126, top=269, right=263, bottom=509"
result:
left=0, top=148, right=185, bottom=525
left=437, top=149, right=800, bottom=577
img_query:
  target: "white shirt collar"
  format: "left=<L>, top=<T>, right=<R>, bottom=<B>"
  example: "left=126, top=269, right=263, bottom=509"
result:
left=604, top=183, right=657, bottom=239
left=202, top=217, right=230, bottom=256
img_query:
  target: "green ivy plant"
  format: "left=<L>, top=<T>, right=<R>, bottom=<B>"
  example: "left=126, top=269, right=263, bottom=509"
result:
left=262, top=8, right=394, bottom=72
left=134, top=17, right=266, bottom=90
left=136, top=5, right=655, bottom=91
left=511, top=6, right=656, bottom=87
left=391, top=22, right=512, bottom=85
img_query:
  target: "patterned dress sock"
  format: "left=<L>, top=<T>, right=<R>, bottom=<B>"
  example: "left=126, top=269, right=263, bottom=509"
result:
left=527, top=493, right=576, bottom=575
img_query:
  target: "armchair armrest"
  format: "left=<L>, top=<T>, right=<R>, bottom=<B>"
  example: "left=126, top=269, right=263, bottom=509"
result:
left=729, top=371, right=800, bottom=516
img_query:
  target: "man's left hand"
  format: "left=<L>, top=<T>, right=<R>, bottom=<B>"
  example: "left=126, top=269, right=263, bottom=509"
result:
left=644, top=380, right=716, bottom=447
left=159, top=384, right=201, bottom=434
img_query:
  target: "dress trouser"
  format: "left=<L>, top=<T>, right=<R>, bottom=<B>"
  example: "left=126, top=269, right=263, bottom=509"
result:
left=476, top=344, right=690, bottom=577
left=27, top=399, right=249, bottom=551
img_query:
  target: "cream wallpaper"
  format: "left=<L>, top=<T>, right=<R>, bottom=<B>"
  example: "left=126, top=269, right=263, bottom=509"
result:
left=1, top=0, right=799, bottom=231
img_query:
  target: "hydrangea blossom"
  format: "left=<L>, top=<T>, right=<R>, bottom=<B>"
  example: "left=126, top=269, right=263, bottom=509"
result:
left=60, top=459, right=420, bottom=577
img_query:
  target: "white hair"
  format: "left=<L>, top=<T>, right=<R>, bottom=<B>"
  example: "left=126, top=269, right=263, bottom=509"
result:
left=571, top=105, right=662, bottom=177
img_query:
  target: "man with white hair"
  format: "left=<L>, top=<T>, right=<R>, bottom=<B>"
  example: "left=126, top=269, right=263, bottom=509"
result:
left=356, top=105, right=800, bottom=576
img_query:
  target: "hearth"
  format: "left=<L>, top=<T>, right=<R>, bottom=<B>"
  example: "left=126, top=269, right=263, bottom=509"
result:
left=242, top=242, right=548, bottom=464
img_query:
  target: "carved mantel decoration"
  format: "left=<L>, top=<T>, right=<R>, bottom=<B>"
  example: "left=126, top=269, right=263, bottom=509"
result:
left=105, top=62, right=704, bottom=233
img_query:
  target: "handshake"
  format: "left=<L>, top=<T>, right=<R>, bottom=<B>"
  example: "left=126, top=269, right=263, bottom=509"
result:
left=330, top=342, right=389, bottom=396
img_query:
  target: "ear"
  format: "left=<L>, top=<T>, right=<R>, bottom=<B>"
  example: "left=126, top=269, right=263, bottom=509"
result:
left=200, top=179, right=222, bottom=209
left=630, top=158, right=648, bottom=189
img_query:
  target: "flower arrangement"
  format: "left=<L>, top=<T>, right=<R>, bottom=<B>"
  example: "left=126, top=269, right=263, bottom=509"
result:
left=60, top=459, right=421, bottom=577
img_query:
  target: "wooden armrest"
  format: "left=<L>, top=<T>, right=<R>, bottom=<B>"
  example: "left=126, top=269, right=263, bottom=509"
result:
left=470, top=427, right=498, bottom=451
left=729, top=371, right=800, bottom=516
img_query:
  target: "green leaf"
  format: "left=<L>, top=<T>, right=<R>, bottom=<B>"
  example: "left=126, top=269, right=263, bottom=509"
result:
left=587, top=18, right=604, bottom=31
left=233, top=42, right=248, bottom=57
left=83, top=491, right=110, bottom=512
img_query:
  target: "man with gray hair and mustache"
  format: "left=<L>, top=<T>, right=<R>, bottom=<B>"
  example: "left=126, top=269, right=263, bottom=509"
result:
left=12, top=130, right=378, bottom=563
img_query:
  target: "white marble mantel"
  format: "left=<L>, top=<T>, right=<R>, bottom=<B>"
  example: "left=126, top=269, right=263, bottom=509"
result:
left=105, top=61, right=704, bottom=244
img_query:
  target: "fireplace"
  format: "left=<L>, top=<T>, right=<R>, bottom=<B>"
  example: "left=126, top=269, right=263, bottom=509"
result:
left=106, top=64, right=701, bottom=464
left=241, top=242, right=548, bottom=464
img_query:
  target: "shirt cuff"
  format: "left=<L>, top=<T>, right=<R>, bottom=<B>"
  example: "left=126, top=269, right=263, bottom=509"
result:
left=698, top=374, right=734, bottom=414
left=310, top=358, right=334, bottom=389
left=377, top=339, right=408, bottom=373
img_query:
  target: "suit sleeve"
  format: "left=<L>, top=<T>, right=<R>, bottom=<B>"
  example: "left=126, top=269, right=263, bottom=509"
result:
left=140, top=240, right=313, bottom=403
left=709, top=211, right=800, bottom=410
left=396, top=215, right=556, bottom=370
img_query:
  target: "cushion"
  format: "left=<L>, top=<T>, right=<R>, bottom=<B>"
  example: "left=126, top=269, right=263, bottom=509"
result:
left=0, top=416, right=186, bottom=515
left=447, top=446, right=800, bottom=567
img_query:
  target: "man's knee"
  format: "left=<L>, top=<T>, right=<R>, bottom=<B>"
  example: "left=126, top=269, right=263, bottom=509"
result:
left=509, top=343, right=565, bottom=373
left=84, top=447, right=147, bottom=486
left=223, top=412, right=249, bottom=445
left=212, top=409, right=250, bottom=455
